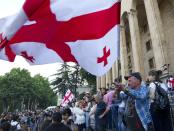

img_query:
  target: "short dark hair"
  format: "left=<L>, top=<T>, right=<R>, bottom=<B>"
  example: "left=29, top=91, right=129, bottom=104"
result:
left=62, top=108, right=72, bottom=116
left=52, top=112, right=62, bottom=123
left=148, top=70, right=162, bottom=82
left=0, top=121, right=11, bottom=131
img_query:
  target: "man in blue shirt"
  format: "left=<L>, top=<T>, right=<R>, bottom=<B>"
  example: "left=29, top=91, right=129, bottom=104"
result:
left=122, top=72, right=153, bottom=131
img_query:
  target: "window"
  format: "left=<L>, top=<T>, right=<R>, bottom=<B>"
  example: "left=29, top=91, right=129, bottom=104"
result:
left=143, top=23, right=148, bottom=33
left=148, top=57, right=155, bottom=69
left=118, top=60, right=121, bottom=70
left=128, top=56, right=132, bottom=68
left=126, top=42, right=131, bottom=53
left=146, top=40, right=152, bottom=51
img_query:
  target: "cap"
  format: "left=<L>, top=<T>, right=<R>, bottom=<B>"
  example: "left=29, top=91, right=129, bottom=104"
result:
left=124, top=72, right=142, bottom=82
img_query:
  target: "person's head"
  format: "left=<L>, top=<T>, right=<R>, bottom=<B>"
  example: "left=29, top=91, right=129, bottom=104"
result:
left=75, top=102, right=79, bottom=107
left=27, top=127, right=32, bottom=131
left=55, top=106, right=60, bottom=112
left=114, top=81, right=124, bottom=91
left=91, top=98, right=96, bottom=106
left=52, top=112, right=62, bottom=123
left=12, top=114, right=18, bottom=121
left=113, top=85, right=122, bottom=98
left=85, top=92, right=90, bottom=97
left=94, top=94, right=102, bottom=103
left=71, top=102, right=75, bottom=107
left=78, top=101, right=84, bottom=109
left=148, top=70, right=162, bottom=82
left=44, top=113, right=52, bottom=121
left=124, top=72, right=142, bottom=89
left=101, top=88, right=107, bottom=95
left=0, top=121, right=11, bottom=131
left=62, top=108, right=72, bottom=121
left=7, top=114, right=12, bottom=121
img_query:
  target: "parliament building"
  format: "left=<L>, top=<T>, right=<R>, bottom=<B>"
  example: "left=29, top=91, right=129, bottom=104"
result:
left=97, top=0, right=174, bottom=89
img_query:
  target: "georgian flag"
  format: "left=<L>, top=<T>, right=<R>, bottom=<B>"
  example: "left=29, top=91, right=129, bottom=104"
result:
left=167, top=77, right=174, bottom=89
left=0, top=0, right=121, bottom=76
left=61, top=89, right=74, bottom=107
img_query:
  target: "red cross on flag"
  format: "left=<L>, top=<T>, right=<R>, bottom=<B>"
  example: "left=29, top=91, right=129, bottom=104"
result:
left=61, top=89, right=74, bottom=107
left=0, top=0, right=121, bottom=76
left=168, top=77, right=174, bottom=89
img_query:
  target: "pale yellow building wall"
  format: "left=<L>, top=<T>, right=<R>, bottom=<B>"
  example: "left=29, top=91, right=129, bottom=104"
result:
left=159, top=0, right=174, bottom=74
left=121, top=0, right=132, bottom=15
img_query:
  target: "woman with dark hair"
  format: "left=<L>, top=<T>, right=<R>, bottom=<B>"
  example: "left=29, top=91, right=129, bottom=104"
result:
left=62, top=108, right=78, bottom=131
left=148, top=70, right=173, bottom=131
left=45, top=112, right=71, bottom=131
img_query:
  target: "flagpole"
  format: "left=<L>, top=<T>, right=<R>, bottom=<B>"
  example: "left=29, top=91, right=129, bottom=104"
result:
left=117, top=59, right=121, bottom=82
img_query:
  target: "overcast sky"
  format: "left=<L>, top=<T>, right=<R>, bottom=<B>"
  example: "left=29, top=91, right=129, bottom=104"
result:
left=0, top=0, right=61, bottom=81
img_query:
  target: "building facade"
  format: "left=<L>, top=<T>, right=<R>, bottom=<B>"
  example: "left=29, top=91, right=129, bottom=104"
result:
left=97, top=0, right=174, bottom=89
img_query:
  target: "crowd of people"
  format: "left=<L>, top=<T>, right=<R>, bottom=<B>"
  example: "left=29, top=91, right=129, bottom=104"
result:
left=0, top=70, right=174, bottom=131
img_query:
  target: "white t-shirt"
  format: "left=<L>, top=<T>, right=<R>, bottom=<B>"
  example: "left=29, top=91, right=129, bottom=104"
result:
left=72, top=107, right=85, bottom=125
left=11, top=121, right=21, bottom=130
left=118, top=91, right=125, bottom=108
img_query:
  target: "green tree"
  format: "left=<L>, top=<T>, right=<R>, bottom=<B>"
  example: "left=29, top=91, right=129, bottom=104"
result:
left=51, top=63, right=97, bottom=97
left=79, top=68, right=96, bottom=86
left=0, top=68, right=32, bottom=112
left=0, top=68, right=57, bottom=112
left=79, top=68, right=97, bottom=94
left=32, top=74, right=57, bottom=109
left=51, top=63, right=73, bottom=97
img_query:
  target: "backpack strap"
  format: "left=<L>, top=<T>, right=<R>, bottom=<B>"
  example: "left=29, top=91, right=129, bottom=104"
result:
left=153, top=82, right=159, bottom=101
left=153, top=82, right=164, bottom=95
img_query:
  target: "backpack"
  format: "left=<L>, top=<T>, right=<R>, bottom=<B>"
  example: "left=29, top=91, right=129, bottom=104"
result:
left=153, top=82, right=170, bottom=111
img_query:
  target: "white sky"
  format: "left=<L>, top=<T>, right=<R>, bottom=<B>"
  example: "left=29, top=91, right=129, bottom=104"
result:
left=0, top=0, right=61, bottom=81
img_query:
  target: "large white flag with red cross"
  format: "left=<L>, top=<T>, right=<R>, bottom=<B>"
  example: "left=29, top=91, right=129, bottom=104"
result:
left=0, top=0, right=121, bottom=76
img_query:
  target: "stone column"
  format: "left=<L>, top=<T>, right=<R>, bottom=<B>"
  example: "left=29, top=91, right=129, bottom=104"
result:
left=144, top=0, right=168, bottom=69
left=106, top=72, right=109, bottom=88
left=101, top=75, right=106, bottom=88
left=106, top=70, right=112, bottom=88
left=115, top=60, right=119, bottom=78
left=96, top=77, right=101, bottom=90
left=109, top=69, right=113, bottom=84
left=169, top=0, right=174, bottom=9
left=128, top=9, right=144, bottom=75
left=112, top=61, right=117, bottom=82
left=120, top=24, right=128, bottom=83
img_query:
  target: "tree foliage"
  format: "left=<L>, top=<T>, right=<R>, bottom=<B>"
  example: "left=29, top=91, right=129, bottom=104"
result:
left=0, top=68, right=57, bottom=112
left=79, top=68, right=96, bottom=86
left=51, top=63, right=96, bottom=97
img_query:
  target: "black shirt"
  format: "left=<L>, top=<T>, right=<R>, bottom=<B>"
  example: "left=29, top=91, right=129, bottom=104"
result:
left=45, top=122, right=71, bottom=131
left=95, top=101, right=107, bottom=126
